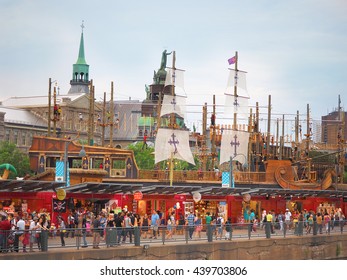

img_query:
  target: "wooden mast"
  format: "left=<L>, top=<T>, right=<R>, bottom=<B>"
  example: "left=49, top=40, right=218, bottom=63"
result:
left=109, top=81, right=114, bottom=147
left=53, top=86, right=57, bottom=137
left=233, top=51, right=238, bottom=130
left=202, top=102, right=207, bottom=171
left=102, top=92, right=106, bottom=146
left=48, top=78, right=52, bottom=137
left=306, top=103, right=311, bottom=181
left=169, top=51, right=176, bottom=187
left=266, top=95, right=271, bottom=158
left=211, top=94, right=216, bottom=170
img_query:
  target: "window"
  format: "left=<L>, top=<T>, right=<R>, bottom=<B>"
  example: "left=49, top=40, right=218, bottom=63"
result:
left=13, top=130, right=18, bottom=145
left=5, top=129, right=10, bottom=142
left=22, top=132, right=26, bottom=146
left=112, top=159, right=125, bottom=169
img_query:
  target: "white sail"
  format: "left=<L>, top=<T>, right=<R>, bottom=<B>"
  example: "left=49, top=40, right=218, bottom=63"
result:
left=155, top=128, right=195, bottom=165
left=160, top=95, right=186, bottom=118
left=220, top=129, right=249, bottom=165
left=165, top=68, right=185, bottom=89
left=226, top=69, right=247, bottom=92
left=224, top=94, right=249, bottom=119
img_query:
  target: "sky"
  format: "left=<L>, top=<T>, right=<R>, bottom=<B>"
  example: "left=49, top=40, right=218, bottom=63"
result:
left=0, top=0, right=346, bottom=136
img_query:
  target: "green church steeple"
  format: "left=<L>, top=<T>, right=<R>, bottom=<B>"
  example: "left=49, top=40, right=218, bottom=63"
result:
left=76, top=32, right=87, bottom=65
left=68, top=21, right=90, bottom=94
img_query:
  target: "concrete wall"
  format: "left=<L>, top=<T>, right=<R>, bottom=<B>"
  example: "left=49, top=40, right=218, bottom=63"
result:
left=2, top=234, right=346, bottom=260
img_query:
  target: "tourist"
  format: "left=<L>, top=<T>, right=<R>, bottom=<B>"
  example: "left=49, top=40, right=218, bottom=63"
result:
left=205, top=212, right=212, bottom=237
left=140, top=213, right=149, bottom=239
left=14, top=216, right=25, bottom=253
left=123, top=212, right=133, bottom=243
left=67, top=212, right=75, bottom=238
left=150, top=209, right=160, bottom=239
left=330, top=210, right=335, bottom=230
left=92, top=214, right=101, bottom=249
left=176, top=213, right=185, bottom=235
left=166, top=216, right=173, bottom=239
left=324, top=211, right=331, bottom=234
left=225, top=217, right=232, bottom=239
left=284, top=209, right=292, bottom=231
left=277, top=211, right=284, bottom=231
left=81, top=213, right=88, bottom=248
left=0, top=215, right=11, bottom=253
left=252, top=216, right=258, bottom=232
left=57, top=217, right=66, bottom=247
left=186, top=210, right=195, bottom=239
left=307, top=214, right=313, bottom=234
left=114, top=212, right=124, bottom=244
left=194, top=213, right=203, bottom=238
left=316, top=213, right=323, bottom=234
left=169, top=211, right=176, bottom=235
left=28, top=216, right=38, bottom=252
left=266, top=211, right=274, bottom=234
left=37, top=216, right=49, bottom=250
left=339, top=213, right=345, bottom=234
left=99, top=212, right=107, bottom=241
left=261, top=210, right=267, bottom=229
left=216, top=214, right=224, bottom=240
left=158, top=212, right=166, bottom=238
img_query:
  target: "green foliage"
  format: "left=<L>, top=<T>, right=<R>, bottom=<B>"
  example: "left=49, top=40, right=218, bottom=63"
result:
left=0, top=141, right=31, bottom=178
left=127, top=142, right=155, bottom=170
left=127, top=142, right=199, bottom=170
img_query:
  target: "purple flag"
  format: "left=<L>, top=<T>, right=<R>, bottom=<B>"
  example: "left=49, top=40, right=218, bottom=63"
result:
left=228, top=56, right=236, bottom=65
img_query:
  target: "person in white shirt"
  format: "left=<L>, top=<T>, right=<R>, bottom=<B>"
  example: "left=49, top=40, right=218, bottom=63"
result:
left=14, top=216, right=25, bottom=252
left=29, top=216, right=38, bottom=252
left=284, top=209, right=292, bottom=230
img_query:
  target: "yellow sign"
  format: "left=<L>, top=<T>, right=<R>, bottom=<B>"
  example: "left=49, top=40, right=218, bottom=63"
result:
left=56, top=188, right=66, bottom=200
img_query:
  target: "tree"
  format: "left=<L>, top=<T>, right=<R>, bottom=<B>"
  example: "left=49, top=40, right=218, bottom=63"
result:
left=0, top=141, right=31, bottom=179
left=127, top=142, right=155, bottom=170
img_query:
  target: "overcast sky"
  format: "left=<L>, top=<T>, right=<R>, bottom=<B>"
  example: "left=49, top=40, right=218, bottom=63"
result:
left=0, top=0, right=346, bottom=134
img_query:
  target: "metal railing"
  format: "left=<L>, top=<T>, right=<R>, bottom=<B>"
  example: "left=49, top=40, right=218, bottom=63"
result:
left=138, top=170, right=267, bottom=183
left=0, top=220, right=346, bottom=253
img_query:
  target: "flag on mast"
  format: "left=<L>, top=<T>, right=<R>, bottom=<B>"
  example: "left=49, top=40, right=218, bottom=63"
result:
left=228, top=56, right=236, bottom=65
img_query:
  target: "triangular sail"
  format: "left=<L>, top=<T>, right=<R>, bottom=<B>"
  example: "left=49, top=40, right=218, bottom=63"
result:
left=220, top=129, right=249, bottom=165
left=160, top=95, right=186, bottom=118
left=155, top=128, right=195, bottom=165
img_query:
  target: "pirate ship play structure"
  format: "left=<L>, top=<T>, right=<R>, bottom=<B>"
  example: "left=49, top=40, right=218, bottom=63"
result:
left=0, top=50, right=346, bottom=221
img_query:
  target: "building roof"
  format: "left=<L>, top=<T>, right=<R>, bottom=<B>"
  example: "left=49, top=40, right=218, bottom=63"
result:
left=0, top=106, right=47, bottom=127
left=76, top=32, right=87, bottom=65
left=63, top=182, right=347, bottom=198
left=1, top=93, right=86, bottom=108
left=0, top=179, right=65, bottom=192
left=105, top=100, right=142, bottom=142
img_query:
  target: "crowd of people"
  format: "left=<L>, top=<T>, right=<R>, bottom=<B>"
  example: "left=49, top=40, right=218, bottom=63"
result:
left=0, top=210, right=51, bottom=253
left=247, top=207, right=347, bottom=235
left=1, top=206, right=346, bottom=253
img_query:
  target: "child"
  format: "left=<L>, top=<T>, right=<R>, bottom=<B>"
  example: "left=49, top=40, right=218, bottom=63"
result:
left=49, top=222, right=56, bottom=238
left=252, top=218, right=258, bottom=232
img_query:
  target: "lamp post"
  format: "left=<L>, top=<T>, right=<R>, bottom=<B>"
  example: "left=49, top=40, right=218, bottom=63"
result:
left=230, top=154, right=247, bottom=188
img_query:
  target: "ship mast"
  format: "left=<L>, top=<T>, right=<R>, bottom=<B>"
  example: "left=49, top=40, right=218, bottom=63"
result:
left=169, top=51, right=176, bottom=186
left=233, top=51, right=238, bottom=130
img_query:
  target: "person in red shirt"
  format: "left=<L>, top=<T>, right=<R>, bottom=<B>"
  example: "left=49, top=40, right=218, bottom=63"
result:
left=0, top=215, right=12, bottom=253
left=142, top=134, right=148, bottom=150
